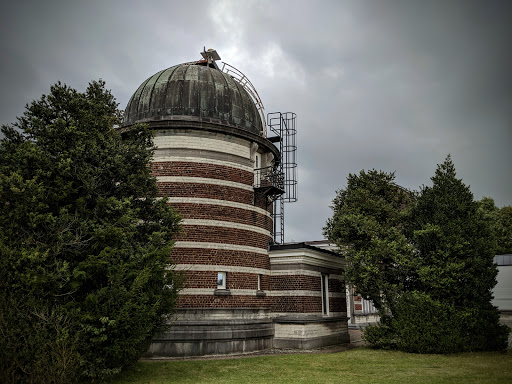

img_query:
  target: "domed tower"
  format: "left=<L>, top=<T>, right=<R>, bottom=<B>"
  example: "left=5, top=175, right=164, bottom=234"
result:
left=123, top=50, right=283, bottom=356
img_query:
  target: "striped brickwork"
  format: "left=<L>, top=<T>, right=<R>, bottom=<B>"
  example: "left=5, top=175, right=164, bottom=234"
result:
left=153, top=129, right=274, bottom=309
left=269, top=248, right=347, bottom=317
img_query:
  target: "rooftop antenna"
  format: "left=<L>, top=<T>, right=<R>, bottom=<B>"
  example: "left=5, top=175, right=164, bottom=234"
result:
left=200, top=47, right=221, bottom=69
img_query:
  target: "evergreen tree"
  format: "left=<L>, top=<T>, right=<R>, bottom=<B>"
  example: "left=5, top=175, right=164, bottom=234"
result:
left=497, top=206, right=512, bottom=254
left=476, top=197, right=512, bottom=254
left=325, top=156, right=509, bottom=353
left=0, top=81, right=182, bottom=382
left=410, top=156, right=496, bottom=307
left=403, top=155, right=508, bottom=352
left=324, top=170, right=415, bottom=314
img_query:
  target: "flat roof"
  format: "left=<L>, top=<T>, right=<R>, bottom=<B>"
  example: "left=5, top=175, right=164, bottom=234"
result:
left=269, top=242, right=341, bottom=257
left=495, top=254, right=512, bottom=266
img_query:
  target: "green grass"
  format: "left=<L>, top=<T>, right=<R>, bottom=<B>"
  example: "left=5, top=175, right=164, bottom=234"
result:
left=104, top=348, right=512, bottom=384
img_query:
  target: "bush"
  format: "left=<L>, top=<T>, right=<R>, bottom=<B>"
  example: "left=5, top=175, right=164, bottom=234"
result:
left=0, top=295, right=80, bottom=384
left=0, top=81, right=182, bottom=382
left=362, top=315, right=397, bottom=350
left=328, top=157, right=509, bottom=353
left=390, top=292, right=509, bottom=353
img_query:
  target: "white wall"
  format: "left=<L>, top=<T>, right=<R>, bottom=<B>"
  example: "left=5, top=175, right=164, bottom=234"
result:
left=493, top=265, right=512, bottom=311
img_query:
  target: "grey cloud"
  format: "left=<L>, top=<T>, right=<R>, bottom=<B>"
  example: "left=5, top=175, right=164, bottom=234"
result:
left=1, top=0, right=510, bottom=241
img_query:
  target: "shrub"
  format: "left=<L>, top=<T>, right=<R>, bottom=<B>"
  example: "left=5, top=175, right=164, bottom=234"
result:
left=0, top=81, right=182, bottom=382
left=390, top=291, right=509, bottom=353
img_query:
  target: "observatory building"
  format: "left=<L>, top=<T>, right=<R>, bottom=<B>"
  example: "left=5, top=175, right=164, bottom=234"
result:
left=122, top=49, right=349, bottom=357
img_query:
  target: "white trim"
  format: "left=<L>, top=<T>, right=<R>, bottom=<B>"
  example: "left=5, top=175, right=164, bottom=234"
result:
left=270, top=270, right=342, bottom=281
left=174, top=241, right=268, bottom=255
left=271, top=311, right=347, bottom=318
left=163, top=197, right=271, bottom=218
left=321, top=274, right=330, bottom=316
left=271, top=270, right=321, bottom=278
left=175, top=264, right=270, bottom=275
left=178, top=288, right=344, bottom=298
left=217, top=271, right=226, bottom=289
left=182, top=219, right=271, bottom=236
left=268, top=290, right=321, bottom=297
left=156, top=176, right=253, bottom=191
left=269, top=249, right=345, bottom=269
left=180, top=288, right=256, bottom=296
left=152, top=156, right=254, bottom=173
left=267, top=291, right=344, bottom=298
left=153, top=135, right=250, bottom=158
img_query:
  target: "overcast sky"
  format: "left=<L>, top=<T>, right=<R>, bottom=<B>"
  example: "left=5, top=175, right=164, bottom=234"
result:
left=1, top=0, right=511, bottom=242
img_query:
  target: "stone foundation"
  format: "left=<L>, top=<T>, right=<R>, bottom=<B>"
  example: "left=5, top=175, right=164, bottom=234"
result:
left=146, top=308, right=273, bottom=357
left=273, top=315, right=350, bottom=349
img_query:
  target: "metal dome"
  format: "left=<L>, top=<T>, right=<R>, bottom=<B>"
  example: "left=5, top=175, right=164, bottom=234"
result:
left=123, top=63, right=263, bottom=136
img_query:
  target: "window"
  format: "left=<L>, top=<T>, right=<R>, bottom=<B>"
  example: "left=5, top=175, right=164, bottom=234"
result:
left=257, top=274, right=262, bottom=291
left=255, top=152, right=261, bottom=169
left=321, top=274, right=329, bottom=316
left=217, top=272, right=226, bottom=289
left=254, top=152, right=262, bottom=186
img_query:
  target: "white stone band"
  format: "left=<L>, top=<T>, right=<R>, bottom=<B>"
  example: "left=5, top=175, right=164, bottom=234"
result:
left=269, top=271, right=343, bottom=281
left=175, top=264, right=270, bottom=275
left=174, top=241, right=268, bottom=255
left=154, top=135, right=250, bottom=158
left=163, top=197, right=271, bottom=218
left=157, top=176, right=253, bottom=191
left=182, top=219, right=271, bottom=236
left=178, top=288, right=343, bottom=298
left=151, top=156, right=254, bottom=173
left=268, top=291, right=344, bottom=298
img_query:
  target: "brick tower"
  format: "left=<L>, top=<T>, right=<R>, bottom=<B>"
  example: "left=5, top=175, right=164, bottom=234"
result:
left=122, top=50, right=281, bottom=356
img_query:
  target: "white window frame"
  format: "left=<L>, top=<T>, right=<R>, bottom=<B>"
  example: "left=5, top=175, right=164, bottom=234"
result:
left=321, top=274, right=330, bottom=316
left=254, top=152, right=262, bottom=186
left=217, top=272, right=227, bottom=289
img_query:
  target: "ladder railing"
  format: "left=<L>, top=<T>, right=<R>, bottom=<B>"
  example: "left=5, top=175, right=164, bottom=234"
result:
left=267, top=112, right=297, bottom=244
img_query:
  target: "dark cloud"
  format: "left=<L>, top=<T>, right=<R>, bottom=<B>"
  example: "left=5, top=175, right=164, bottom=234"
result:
left=1, top=0, right=511, bottom=242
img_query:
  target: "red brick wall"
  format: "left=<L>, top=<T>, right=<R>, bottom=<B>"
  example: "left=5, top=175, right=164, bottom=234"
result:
left=170, top=248, right=270, bottom=269
left=183, top=271, right=269, bottom=290
left=157, top=182, right=254, bottom=204
left=171, top=203, right=273, bottom=232
left=177, top=294, right=268, bottom=308
left=270, top=275, right=322, bottom=291
left=270, top=296, right=322, bottom=313
left=176, top=225, right=271, bottom=249
left=152, top=162, right=253, bottom=185
left=176, top=293, right=346, bottom=312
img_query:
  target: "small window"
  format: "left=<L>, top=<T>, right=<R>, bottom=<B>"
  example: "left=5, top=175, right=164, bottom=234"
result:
left=257, top=274, right=262, bottom=291
left=255, top=153, right=261, bottom=169
left=254, top=153, right=262, bottom=186
left=217, top=272, right=226, bottom=289
left=321, top=274, right=329, bottom=316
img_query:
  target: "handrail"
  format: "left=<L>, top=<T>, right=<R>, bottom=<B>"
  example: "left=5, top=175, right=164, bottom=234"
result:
left=221, top=62, right=267, bottom=136
left=253, top=166, right=284, bottom=191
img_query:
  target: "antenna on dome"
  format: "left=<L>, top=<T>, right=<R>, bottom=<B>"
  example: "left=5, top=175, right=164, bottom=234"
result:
left=200, top=47, right=221, bottom=69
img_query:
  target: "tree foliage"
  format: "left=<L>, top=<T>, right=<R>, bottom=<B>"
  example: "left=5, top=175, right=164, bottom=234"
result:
left=477, top=197, right=512, bottom=255
left=408, top=156, right=497, bottom=308
left=324, top=170, right=414, bottom=314
left=325, top=156, right=509, bottom=353
left=0, top=81, right=182, bottom=382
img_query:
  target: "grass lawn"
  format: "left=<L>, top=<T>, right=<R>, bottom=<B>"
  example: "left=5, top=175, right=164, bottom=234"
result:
left=104, top=348, right=512, bottom=384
